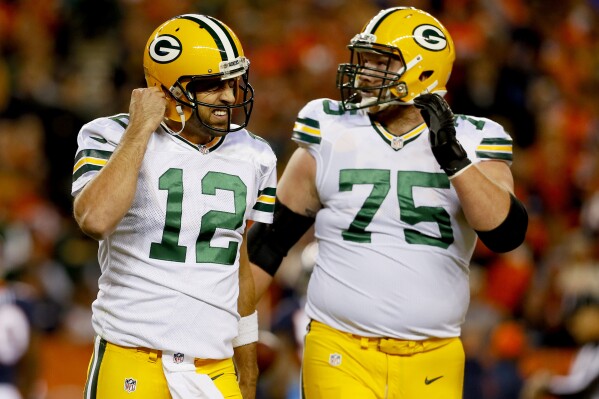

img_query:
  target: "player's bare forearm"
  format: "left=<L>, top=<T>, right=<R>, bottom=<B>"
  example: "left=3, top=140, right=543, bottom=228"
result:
left=450, top=161, right=514, bottom=231
left=252, top=264, right=273, bottom=302
left=451, top=161, right=527, bottom=253
left=235, top=234, right=259, bottom=399
left=73, top=126, right=152, bottom=239
left=74, top=87, right=166, bottom=240
left=234, top=342, right=258, bottom=399
left=414, top=93, right=518, bottom=232
left=238, top=236, right=256, bottom=316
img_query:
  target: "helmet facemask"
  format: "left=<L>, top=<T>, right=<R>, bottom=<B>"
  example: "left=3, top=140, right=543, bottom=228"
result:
left=168, top=67, right=254, bottom=134
left=336, top=7, right=456, bottom=113
left=337, top=41, right=407, bottom=112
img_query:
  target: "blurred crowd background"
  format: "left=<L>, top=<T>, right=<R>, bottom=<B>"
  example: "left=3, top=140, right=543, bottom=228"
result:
left=1, top=0, right=599, bottom=398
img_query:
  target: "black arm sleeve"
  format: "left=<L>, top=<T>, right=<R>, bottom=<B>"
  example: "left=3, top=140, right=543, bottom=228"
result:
left=247, top=200, right=315, bottom=276
left=475, top=194, right=528, bottom=253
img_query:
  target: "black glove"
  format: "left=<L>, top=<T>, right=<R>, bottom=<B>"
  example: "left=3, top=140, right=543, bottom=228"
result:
left=413, top=93, right=472, bottom=178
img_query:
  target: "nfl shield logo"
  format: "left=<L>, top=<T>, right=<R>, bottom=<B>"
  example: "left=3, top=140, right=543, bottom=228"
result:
left=173, top=352, right=184, bottom=364
left=391, top=136, right=403, bottom=150
left=124, top=378, right=137, bottom=393
left=329, top=353, right=342, bottom=367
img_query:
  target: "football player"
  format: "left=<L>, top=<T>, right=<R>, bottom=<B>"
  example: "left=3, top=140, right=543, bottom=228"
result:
left=72, top=14, right=277, bottom=399
left=248, top=7, right=527, bottom=399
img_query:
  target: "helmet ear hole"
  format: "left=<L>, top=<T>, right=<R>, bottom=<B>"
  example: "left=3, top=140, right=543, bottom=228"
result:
left=419, top=70, right=433, bottom=82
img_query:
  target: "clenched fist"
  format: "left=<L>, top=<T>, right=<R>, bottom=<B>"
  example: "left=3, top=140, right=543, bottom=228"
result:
left=129, top=86, right=167, bottom=133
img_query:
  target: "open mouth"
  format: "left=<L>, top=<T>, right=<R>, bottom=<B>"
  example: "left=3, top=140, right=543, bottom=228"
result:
left=211, top=109, right=229, bottom=121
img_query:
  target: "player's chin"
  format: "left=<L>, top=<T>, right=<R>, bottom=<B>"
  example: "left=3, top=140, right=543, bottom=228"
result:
left=203, top=118, right=229, bottom=133
left=366, top=104, right=382, bottom=114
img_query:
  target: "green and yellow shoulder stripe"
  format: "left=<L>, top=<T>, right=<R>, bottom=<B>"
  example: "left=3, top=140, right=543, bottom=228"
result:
left=253, top=187, right=276, bottom=213
left=476, top=138, right=512, bottom=161
left=72, top=114, right=128, bottom=183
left=292, top=116, right=321, bottom=146
left=455, top=114, right=513, bottom=162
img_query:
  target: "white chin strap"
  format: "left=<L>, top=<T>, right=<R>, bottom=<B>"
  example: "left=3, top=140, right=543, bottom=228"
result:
left=358, top=96, right=379, bottom=108
left=362, top=96, right=401, bottom=113
left=167, top=105, right=186, bottom=136
left=359, top=87, right=402, bottom=112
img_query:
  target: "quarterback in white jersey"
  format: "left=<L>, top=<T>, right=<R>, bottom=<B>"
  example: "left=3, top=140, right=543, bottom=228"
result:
left=73, top=14, right=275, bottom=399
left=72, top=114, right=276, bottom=358
left=249, top=7, right=527, bottom=399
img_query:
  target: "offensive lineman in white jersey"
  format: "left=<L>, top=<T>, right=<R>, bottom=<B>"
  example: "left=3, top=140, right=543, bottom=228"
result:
left=248, top=7, right=527, bottom=399
left=72, top=15, right=277, bottom=399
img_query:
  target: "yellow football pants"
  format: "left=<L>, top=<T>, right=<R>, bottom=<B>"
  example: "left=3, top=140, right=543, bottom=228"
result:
left=301, top=320, right=464, bottom=399
left=83, top=337, right=241, bottom=399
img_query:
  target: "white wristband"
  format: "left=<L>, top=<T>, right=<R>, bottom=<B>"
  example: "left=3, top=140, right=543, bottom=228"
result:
left=232, top=310, right=259, bottom=348
left=447, top=161, right=474, bottom=180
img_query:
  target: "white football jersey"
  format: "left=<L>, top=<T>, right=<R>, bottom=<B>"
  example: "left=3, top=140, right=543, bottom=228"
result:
left=72, top=114, right=277, bottom=359
left=292, top=99, right=513, bottom=340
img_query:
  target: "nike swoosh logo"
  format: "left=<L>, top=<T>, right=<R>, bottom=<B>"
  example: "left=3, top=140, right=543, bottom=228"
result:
left=90, top=136, right=108, bottom=144
left=211, top=373, right=224, bottom=381
left=425, top=376, right=443, bottom=385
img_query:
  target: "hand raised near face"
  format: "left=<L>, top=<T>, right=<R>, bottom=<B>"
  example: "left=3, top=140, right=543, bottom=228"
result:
left=128, top=87, right=167, bottom=133
left=413, top=93, right=456, bottom=144
left=414, top=93, right=472, bottom=178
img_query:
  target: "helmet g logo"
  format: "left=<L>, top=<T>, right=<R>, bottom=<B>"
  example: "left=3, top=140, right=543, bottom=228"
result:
left=413, top=25, right=447, bottom=51
left=149, top=34, right=182, bottom=64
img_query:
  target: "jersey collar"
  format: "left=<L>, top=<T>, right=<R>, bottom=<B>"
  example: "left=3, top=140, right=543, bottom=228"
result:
left=371, top=121, right=427, bottom=151
left=160, top=123, right=225, bottom=154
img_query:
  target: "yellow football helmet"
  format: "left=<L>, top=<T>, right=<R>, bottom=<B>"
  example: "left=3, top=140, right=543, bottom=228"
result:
left=337, top=7, right=455, bottom=111
left=143, top=14, right=253, bottom=133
